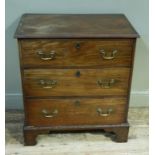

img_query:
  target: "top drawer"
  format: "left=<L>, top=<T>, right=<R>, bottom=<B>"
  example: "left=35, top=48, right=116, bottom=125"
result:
left=19, top=39, right=134, bottom=68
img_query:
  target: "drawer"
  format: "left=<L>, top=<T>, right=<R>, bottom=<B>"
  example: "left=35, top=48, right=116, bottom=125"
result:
left=23, top=68, right=130, bottom=97
left=20, top=39, right=134, bottom=67
left=25, top=98, right=127, bottom=126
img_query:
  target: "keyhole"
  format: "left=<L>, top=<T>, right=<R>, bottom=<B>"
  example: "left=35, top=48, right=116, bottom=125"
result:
left=75, top=43, right=81, bottom=49
left=75, top=71, right=81, bottom=77
left=74, top=100, right=80, bottom=106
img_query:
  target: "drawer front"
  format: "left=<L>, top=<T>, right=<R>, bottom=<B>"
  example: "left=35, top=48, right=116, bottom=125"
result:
left=25, top=98, right=127, bottom=126
left=23, top=68, right=130, bottom=97
left=20, top=39, right=134, bottom=67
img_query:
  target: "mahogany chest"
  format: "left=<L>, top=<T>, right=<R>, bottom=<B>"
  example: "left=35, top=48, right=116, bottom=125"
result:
left=14, top=14, right=139, bottom=145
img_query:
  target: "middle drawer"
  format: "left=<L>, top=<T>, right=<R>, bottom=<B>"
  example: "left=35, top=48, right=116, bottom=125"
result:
left=23, top=68, right=130, bottom=97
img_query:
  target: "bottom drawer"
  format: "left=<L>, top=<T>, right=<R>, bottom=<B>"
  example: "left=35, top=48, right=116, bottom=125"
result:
left=25, top=98, right=127, bottom=126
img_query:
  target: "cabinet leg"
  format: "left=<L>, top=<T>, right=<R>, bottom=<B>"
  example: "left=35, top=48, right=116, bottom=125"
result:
left=104, top=124, right=129, bottom=142
left=114, top=126, right=129, bottom=142
left=24, top=130, right=38, bottom=146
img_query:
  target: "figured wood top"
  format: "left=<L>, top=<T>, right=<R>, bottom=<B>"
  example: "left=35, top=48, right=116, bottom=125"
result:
left=15, top=14, right=139, bottom=38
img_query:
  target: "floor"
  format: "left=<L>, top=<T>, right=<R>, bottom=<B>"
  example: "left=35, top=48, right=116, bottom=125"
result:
left=5, top=107, right=148, bottom=155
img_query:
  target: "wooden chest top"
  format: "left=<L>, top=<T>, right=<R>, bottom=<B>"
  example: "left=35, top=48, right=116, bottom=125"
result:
left=14, top=14, right=139, bottom=39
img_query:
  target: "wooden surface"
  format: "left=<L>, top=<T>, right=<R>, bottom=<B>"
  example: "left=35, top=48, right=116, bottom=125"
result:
left=5, top=107, right=148, bottom=155
left=23, top=68, right=130, bottom=97
left=14, top=14, right=139, bottom=38
left=25, top=98, right=127, bottom=126
left=20, top=39, right=134, bottom=68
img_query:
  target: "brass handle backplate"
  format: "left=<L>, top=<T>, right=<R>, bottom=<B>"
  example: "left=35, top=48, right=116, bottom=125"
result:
left=37, top=50, right=56, bottom=60
left=97, top=79, right=116, bottom=88
left=100, top=49, right=117, bottom=60
left=39, top=79, right=57, bottom=88
left=97, top=108, right=114, bottom=117
left=42, top=109, right=58, bottom=118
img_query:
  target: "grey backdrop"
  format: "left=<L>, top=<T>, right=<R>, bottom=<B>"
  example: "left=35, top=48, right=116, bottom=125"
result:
left=6, top=0, right=149, bottom=109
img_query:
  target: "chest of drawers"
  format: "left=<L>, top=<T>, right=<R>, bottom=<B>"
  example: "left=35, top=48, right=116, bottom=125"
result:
left=15, top=14, right=139, bottom=145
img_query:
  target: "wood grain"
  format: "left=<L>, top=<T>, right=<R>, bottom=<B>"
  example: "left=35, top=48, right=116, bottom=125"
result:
left=23, top=68, right=131, bottom=97
left=14, top=14, right=139, bottom=38
left=20, top=39, right=134, bottom=68
left=25, top=98, right=127, bottom=126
